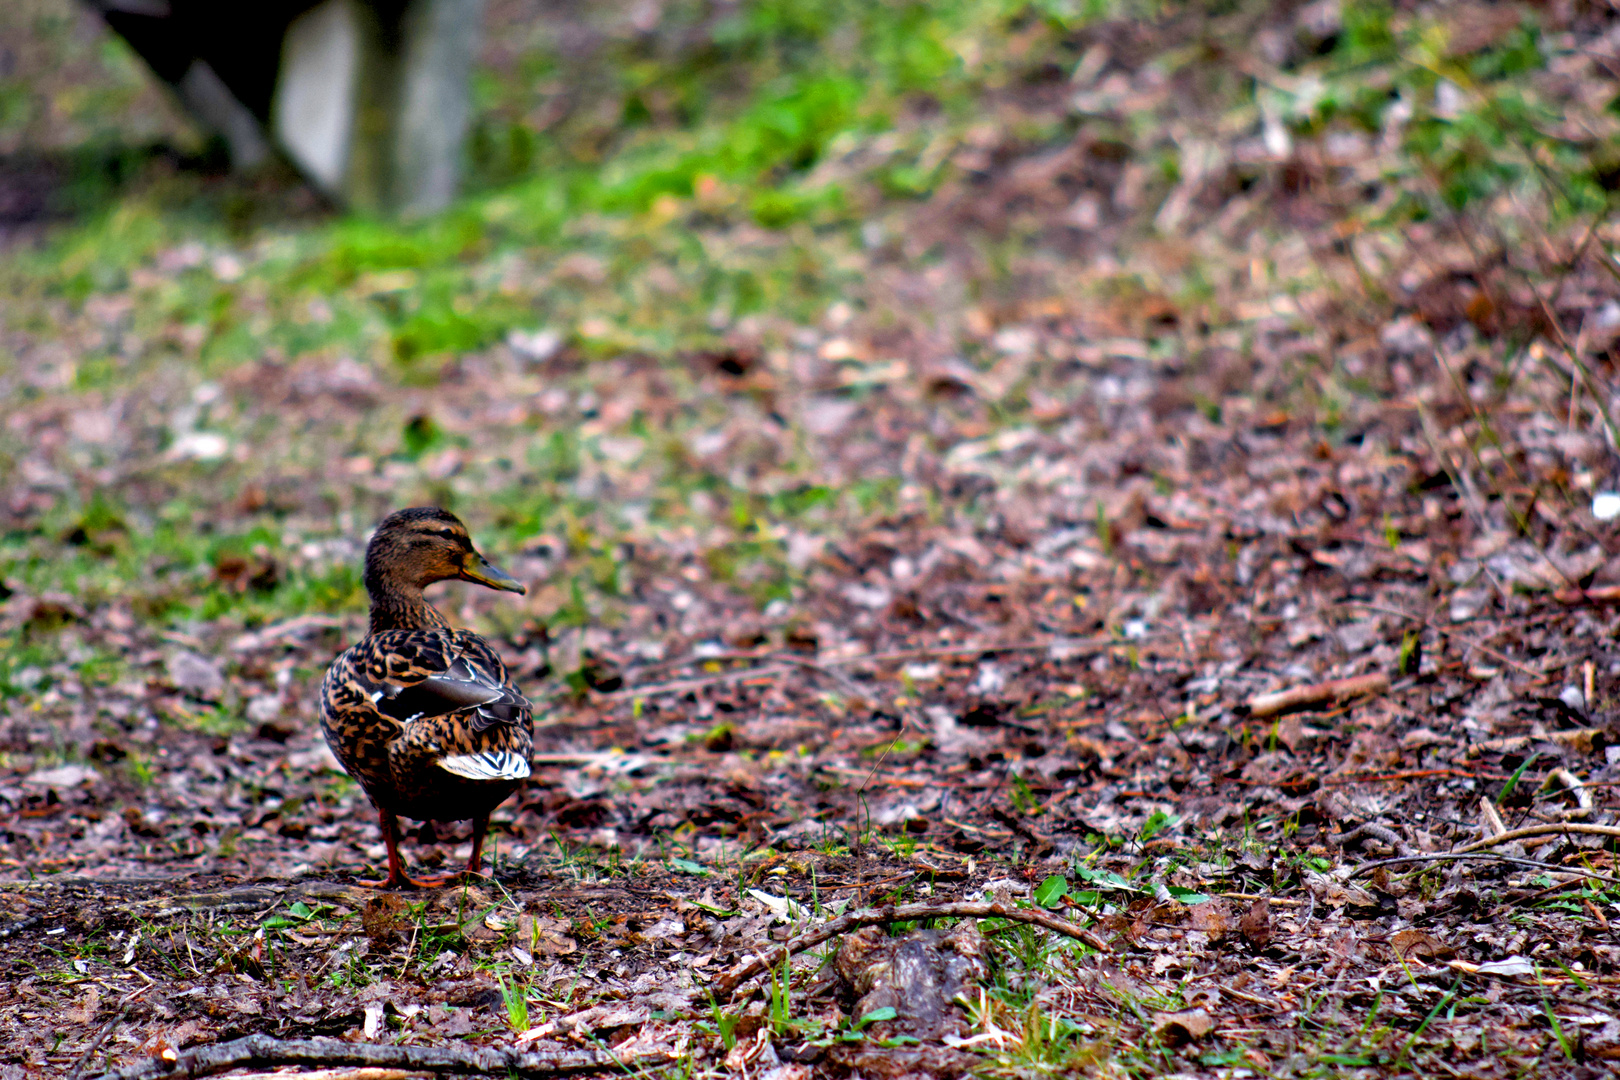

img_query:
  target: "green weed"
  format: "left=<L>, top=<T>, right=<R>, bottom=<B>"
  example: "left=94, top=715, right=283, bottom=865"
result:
left=498, top=970, right=531, bottom=1033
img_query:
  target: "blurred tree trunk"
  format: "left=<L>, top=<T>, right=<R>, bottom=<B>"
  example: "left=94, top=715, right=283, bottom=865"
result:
left=85, top=0, right=485, bottom=215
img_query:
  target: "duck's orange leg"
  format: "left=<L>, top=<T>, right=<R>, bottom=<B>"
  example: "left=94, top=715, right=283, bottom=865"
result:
left=357, top=806, right=490, bottom=889
left=356, top=806, right=424, bottom=889
left=463, top=811, right=491, bottom=876
left=409, top=812, right=493, bottom=885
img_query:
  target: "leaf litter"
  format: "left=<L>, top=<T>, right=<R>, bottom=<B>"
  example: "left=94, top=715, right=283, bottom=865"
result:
left=3, top=0, right=1620, bottom=1076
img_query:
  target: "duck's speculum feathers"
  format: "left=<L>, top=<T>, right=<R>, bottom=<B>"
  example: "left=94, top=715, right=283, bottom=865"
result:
left=377, top=674, right=503, bottom=721
left=367, top=649, right=519, bottom=728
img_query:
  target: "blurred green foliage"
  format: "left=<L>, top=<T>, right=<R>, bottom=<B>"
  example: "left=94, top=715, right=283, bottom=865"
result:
left=1297, top=0, right=1609, bottom=223
left=8, top=0, right=1601, bottom=382
left=4, top=0, right=1106, bottom=377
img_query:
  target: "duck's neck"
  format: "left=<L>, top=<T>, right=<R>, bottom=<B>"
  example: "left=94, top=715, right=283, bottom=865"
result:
left=365, top=576, right=450, bottom=634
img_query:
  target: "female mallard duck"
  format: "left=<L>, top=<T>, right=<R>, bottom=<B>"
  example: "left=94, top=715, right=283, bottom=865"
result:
left=319, top=507, right=532, bottom=888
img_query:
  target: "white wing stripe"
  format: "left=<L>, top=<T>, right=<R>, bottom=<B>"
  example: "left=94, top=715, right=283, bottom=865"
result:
left=437, top=751, right=531, bottom=781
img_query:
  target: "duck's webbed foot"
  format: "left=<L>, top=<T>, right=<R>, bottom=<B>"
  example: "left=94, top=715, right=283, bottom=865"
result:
left=355, top=807, right=495, bottom=889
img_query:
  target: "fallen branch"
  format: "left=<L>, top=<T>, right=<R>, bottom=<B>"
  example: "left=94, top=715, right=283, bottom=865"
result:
left=1328, top=821, right=1417, bottom=857
left=1554, top=584, right=1620, bottom=606
left=1246, top=673, right=1389, bottom=719
left=1320, top=768, right=1507, bottom=785
left=1452, top=822, right=1620, bottom=854
left=1443, top=958, right=1620, bottom=986
left=91, top=1035, right=636, bottom=1080
left=714, top=901, right=1112, bottom=999
left=67, top=1007, right=129, bottom=1080
left=1464, top=728, right=1606, bottom=757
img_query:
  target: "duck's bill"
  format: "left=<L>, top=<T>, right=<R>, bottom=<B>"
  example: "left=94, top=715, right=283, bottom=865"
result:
left=460, top=552, right=527, bottom=594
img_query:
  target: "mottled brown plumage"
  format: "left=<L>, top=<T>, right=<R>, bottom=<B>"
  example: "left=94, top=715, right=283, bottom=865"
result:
left=319, top=507, right=532, bottom=888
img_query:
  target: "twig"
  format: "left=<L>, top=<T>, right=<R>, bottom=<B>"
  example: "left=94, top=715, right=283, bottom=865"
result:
left=1452, top=822, right=1620, bottom=855
left=1521, top=248, right=1620, bottom=452
left=1446, top=959, right=1620, bottom=986
left=1219, top=985, right=1286, bottom=1010
left=1246, top=673, right=1389, bottom=718
left=66, top=1008, right=128, bottom=1080
left=815, top=764, right=935, bottom=788
left=1546, top=767, right=1593, bottom=819
left=714, top=901, right=1112, bottom=999
left=1521, top=875, right=1616, bottom=902
left=1553, top=584, right=1620, bottom=605
left=1328, top=821, right=1417, bottom=858
left=1478, top=795, right=1510, bottom=844
left=1347, top=852, right=1620, bottom=887
left=1447, top=635, right=1555, bottom=679
left=1320, top=768, right=1507, bottom=786
left=1432, top=344, right=1541, bottom=533
left=91, top=1036, right=635, bottom=1080
left=1415, top=400, right=1491, bottom=534
left=1217, top=893, right=1305, bottom=907
left=775, top=654, right=872, bottom=700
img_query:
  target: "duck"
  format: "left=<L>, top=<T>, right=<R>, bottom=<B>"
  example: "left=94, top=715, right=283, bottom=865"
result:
left=318, top=507, right=532, bottom=888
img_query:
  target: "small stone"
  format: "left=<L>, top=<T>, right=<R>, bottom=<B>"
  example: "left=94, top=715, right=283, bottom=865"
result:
left=26, top=764, right=101, bottom=789
left=507, top=328, right=562, bottom=362
left=169, top=651, right=225, bottom=699
left=246, top=694, right=281, bottom=723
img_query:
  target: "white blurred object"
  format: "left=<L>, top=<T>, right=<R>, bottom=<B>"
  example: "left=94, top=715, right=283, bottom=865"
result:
left=507, top=327, right=563, bottom=362
left=1593, top=492, right=1620, bottom=520
left=166, top=431, right=230, bottom=461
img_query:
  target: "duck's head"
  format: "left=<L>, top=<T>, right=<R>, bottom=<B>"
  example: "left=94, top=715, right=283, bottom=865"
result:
left=364, top=507, right=526, bottom=596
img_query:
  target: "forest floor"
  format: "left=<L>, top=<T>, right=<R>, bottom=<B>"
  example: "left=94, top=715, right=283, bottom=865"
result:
left=5, top=0, right=1620, bottom=1077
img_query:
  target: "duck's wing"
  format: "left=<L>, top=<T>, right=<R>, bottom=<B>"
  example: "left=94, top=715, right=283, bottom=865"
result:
left=355, top=629, right=530, bottom=734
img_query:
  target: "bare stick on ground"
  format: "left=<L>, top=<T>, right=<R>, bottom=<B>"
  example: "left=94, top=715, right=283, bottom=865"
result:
left=1328, top=820, right=1418, bottom=857
left=1451, top=822, right=1620, bottom=854
left=714, top=900, right=1113, bottom=999
left=1246, top=673, right=1389, bottom=718
left=1347, top=851, right=1620, bottom=887
left=91, top=1036, right=635, bottom=1080
left=1555, top=584, right=1620, bottom=605
left=66, top=1008, right=128, bottom=1080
